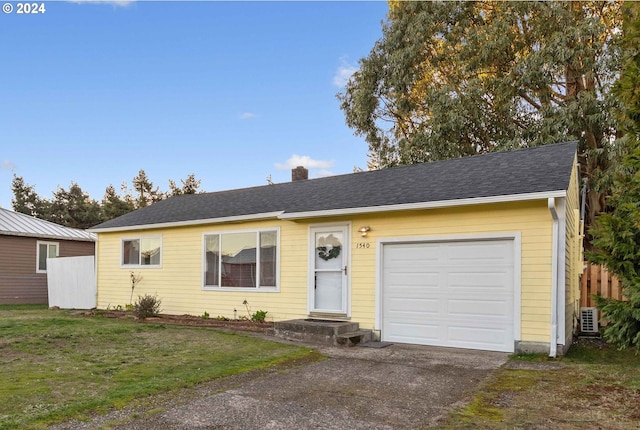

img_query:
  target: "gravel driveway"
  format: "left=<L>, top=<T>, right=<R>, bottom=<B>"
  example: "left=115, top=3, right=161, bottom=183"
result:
left=51, top=340, right=508, bottom=429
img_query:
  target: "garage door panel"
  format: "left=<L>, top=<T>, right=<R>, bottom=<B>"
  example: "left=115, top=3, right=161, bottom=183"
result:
left=382, top=239, right=515, bottom=352
left=384, top=282, right=441, bottom=293
left=386, top=297, right=440, bottom=313
left=447, top=326, right=512, bottom=352
left=447, top=282, right=511, bottom=293
left=447, top=299, right=511, bottom=318
left=387, top=322, right=440, bottom=341
left=446, top=242, right=513, bottom=263
left=446, top=270, right=511, bottom=286
left=385, top=244, right=440, bottom=264
left=447, top=326, right=512, bottom=346
left=385, top=271, right=439, bottom=286
left=389, top=324, right=512, bottom=352
left=386, top=311, right=442, bottom=327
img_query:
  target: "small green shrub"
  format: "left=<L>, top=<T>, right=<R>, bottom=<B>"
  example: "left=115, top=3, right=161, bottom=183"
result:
left=201, top=311, right=210, bottom=320
left=134, top=294, right=162, bottom=320
left=251, top=310, right=268, bottom=323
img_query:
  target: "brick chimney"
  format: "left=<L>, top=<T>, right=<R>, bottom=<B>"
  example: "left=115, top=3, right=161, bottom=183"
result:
left=291, top=166, right=308, bottom=181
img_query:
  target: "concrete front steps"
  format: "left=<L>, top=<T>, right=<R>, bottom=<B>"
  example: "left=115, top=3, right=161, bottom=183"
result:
left=271, top=319, right=373, bottom=347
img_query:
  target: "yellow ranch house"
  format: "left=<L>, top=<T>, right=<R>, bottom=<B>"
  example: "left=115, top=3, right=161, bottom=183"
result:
left=90, top=141, right=582, bottom=356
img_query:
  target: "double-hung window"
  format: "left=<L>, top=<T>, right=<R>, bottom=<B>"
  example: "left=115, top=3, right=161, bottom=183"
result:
left=204, top=229, right=278, bottom=289
left=121, top=236, right=162, bottom=267
left=36, top=241, right=59, bottom=273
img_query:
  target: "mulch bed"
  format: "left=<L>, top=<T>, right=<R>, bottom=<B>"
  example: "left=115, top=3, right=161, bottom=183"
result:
left=78, top=309, right=274, bottom=334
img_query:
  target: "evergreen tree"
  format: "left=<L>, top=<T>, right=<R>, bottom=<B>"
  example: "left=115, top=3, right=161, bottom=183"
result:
left=9, top=171, right=202, bottom=226
left=180, top=173, right=201, bottom=195
left=167, top=179, right=181, bottom=196
left=11, top=175, right=50, bottom=218
left=168, top=174, right=202, bottom=196
left=49, top=183, right=103, bottom=229
left=132, top=169, right=162, bottom=208
left=102, top=184, right=135, bottom=221
left=588, top=2, right=640, bottom=350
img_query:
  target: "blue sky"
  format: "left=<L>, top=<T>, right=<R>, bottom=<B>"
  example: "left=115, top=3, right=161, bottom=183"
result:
left=0, top=0, right=388, bottom=210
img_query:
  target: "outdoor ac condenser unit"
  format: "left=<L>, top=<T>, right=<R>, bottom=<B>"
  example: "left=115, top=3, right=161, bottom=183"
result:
left=580, top=307, right=599, bottom=333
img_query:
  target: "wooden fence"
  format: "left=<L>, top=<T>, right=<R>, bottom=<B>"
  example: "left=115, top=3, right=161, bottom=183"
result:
left=580, top=262, right=624, bottom=307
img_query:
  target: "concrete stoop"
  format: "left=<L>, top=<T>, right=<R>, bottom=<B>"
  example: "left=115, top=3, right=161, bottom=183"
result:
left=271, top=319, right=373, bottom=347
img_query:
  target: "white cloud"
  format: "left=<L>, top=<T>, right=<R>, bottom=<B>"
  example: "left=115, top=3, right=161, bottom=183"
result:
left=333, top=66, right=358, bottom=87
left=239, top=112, right=257, bottom=120
left=275, top=155, right=334, bottom=170
left=333, top=57, right=358, bottom=88
left=1, top=160, right=16, bottom=172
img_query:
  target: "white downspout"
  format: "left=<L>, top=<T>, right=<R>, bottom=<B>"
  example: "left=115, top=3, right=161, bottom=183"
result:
left=548, top=198, right=559, bottom=358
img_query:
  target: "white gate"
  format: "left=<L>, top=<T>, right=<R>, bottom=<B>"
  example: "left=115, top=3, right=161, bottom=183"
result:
left=47, top=256, right=96, bottom=309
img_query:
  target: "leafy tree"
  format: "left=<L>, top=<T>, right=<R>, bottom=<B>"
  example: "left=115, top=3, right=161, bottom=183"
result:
left=167, top=173, right=202, bottom=196
left=49, top=183, right=103, bottom=229
left=588, top=2, right=640, bottom=350
left=11, top=175, right=50, bottom=218
left=132, top=169, right=163, bottom=208
left=339, top=1, right=622, bottom=229
left=102, top=184, right=135, bottom=221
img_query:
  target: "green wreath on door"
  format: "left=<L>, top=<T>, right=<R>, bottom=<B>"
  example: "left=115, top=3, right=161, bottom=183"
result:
left=316, top=234, right=342, bottom=261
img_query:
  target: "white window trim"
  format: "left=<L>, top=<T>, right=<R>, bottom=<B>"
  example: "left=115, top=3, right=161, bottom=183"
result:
left=36, top=241, right=59, bottom=274
left=120, top=235, right=163, bottom=269
left=202, top=227, right=280, bottom=292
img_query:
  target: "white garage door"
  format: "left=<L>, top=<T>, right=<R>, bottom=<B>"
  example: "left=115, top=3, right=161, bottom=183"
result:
left=382, top=239, right=515, bottom=352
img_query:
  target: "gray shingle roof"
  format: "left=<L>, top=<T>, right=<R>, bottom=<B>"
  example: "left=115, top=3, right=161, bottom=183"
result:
left=0, top=207, right=96, bottom=241
left=91, top=141, right=577, bottom=232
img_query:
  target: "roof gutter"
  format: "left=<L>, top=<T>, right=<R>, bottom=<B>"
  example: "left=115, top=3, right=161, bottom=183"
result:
left=0, top=230, right=96, bottom=242
left=279, top=190, right=567, bottom=220
left=548, top=197, right=559, bottom=358
left=88, top=211, right=285, bottom=233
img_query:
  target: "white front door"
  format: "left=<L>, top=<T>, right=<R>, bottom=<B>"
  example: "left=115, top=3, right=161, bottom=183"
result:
left=310, top=226, right=348, bottom=314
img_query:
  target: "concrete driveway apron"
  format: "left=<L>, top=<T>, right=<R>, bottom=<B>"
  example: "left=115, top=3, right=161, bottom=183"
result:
left=53, top=343, right=508, bottom=430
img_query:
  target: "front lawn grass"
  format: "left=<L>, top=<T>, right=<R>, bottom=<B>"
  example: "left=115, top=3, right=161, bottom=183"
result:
left=0, top=306, right=317, bottom=429
left=443, top=338, right=640, bottom=429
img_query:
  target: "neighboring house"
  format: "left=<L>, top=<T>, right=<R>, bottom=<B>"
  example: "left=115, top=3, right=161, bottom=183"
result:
left=0, top=208, right=96, bottom=304
left=90, top=141, right=582, bottom=355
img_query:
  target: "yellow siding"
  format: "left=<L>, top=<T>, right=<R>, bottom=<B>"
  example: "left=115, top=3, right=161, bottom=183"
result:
left=97, top=220, right=311, bottom=322
left=96, top=199, right=555, bottom=345
left=342, top=202, right=554, bottom=343
left=564, top=156, right=581, bottom=344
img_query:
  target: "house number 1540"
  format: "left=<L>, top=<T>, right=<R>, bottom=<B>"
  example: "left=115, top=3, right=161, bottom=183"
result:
left=355, top=243, right=370, bottom=249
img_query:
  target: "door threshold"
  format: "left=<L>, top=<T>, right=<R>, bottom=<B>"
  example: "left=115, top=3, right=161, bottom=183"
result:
left=308, top=312, right=350, bottom=321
